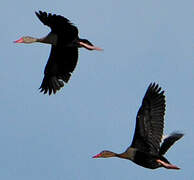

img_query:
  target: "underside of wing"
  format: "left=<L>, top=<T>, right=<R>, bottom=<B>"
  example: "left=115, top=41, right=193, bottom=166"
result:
left=130, top=83, right=165, bottom=154
left=39, top=45, right=78, bottom=95
left=159, top=132, right=184, bottom=155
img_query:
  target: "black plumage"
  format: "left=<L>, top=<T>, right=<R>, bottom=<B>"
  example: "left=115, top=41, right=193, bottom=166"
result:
left=159, top=133, right=184, bottom=155
left=93, top=83, right=183, bottom=170
left=35, top=11, right=81, bottom=95
left=15, top=11, right=102, bottom=95
left=131, top=83, right=165, bottom=154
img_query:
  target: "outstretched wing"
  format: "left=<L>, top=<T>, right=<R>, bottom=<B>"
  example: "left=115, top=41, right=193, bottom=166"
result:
left=35, top=11, right=79, bottom=95
left=159, top=132, right=184, bottom=155
left=39, top=45, right=78, bottom=95
left=130, top=83, right=165, bottom=154
left=35, top=11, right=78, bottom=42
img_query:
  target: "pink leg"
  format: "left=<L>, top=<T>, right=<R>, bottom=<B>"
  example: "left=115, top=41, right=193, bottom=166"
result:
left=79, top=41, right=103, bottom=51
left=157, top=159, right=180, bottom=170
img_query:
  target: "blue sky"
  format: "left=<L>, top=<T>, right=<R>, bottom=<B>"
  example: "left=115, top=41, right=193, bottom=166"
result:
left=1, top=0, right=194, bottom=179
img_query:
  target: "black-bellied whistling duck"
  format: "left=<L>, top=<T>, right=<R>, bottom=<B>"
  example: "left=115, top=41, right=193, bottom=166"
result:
left=93, top=83, right=183, bottom=170
left=14, top=11, right=102, bottom=95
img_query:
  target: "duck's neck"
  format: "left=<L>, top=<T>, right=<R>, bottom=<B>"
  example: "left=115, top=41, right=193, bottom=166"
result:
left=37, top=33, right=58, bottom=45
left=116, top=147, right=136, bottom=161
left=104, top=151, right=118, bottom=158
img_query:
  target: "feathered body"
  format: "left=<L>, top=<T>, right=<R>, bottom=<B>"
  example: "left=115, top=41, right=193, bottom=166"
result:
left=15, top=11, right=102, bottom=95
left=93, top=83, right=183, bottom=170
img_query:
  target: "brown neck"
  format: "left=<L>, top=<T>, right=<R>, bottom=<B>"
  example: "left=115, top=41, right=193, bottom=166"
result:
left=37, top=33, right=57, bottom=45
left=105, top=151, right=118, bottom=158
left=116, top=147, right=136, bottom=161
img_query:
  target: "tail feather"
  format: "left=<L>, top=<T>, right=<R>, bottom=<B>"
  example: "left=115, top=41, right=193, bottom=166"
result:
left=39, top=73, right=71, bottom=95
left=159, top=132, right=184, bottom=155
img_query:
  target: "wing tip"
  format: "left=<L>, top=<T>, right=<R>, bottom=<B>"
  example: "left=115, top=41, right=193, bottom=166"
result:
left=35, top=10, right=42, bottom=17
left=39, top=76, right=63, bottom=95
left=39, top=74, right=71, bottom=95
left=169, top=132, right=184, bottom=139
left=146, top=82, right=165, bottom=98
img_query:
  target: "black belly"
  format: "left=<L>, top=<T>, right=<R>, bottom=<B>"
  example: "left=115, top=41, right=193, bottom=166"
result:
left=133, top=151, right=162, bottom=169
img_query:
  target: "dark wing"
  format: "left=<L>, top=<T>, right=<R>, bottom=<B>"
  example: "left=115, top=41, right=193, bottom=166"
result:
left=39, top=45, right=78, bottom=95
left=35, top=11, right=79, bottom=95
left=129, top=83, right=165, bottom=154
left=35, top=11, right=78, bottom=42
left=159, top=132, right=184, bottom=155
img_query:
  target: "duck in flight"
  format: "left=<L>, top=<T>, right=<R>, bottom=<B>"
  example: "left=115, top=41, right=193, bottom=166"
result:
left=14, top=11, right=102, bottom=95
left=93, top=83, right=183, bottom=170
